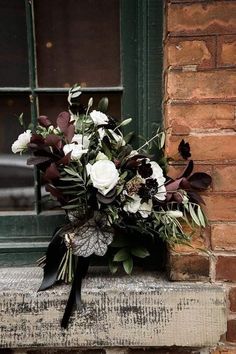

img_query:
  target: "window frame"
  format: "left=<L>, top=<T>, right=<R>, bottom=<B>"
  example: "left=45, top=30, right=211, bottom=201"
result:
left=0, top=0, right=163, bottom=266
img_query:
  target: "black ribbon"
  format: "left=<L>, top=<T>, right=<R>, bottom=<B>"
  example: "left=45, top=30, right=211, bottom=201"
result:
left=61, top=256, right=90, bottom=329
left=38, top=227, right=67, bottom=291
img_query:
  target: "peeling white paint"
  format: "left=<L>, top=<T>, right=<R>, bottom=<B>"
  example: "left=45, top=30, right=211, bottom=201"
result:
left=0, top=268, right=227, bottom=349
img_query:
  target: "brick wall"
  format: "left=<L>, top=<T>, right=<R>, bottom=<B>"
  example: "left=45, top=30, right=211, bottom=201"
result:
left=165, top=0, right=236, bottom=350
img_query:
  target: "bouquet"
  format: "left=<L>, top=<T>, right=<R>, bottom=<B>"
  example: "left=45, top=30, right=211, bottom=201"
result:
left=12, top=86, right=211, bottom=328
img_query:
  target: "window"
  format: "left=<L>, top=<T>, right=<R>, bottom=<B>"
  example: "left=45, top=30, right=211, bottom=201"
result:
left=0, top=0, right=163, bottom=266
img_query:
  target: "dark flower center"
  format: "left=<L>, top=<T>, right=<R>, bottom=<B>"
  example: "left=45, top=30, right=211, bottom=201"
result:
left=138, top=160, right=153, bottom=178
left=138, top=178, right=159, bottom=202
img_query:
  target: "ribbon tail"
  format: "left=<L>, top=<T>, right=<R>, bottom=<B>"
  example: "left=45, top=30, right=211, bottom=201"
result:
left=38, top=227, right=67, bottom=292
left=61, top=256, right=90, bottom=329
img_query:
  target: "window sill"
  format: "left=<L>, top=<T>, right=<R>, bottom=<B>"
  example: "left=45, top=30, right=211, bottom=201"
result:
left=0, top=267, right=226, bottom=349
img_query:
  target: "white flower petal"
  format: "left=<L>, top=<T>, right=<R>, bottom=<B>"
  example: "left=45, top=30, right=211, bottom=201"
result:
left=90, top=110, right=109, bottom=125
left=90, top=160, right=119, bottom=196
left=123, top=194, right=141, bottom=214
left=139, top=199, right=153, bottom=218
left=11, top=130, right=32, bottom=154
left=166, top=210, right=183, bottom=218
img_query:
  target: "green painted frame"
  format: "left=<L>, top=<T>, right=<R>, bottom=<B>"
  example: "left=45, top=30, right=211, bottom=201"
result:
left=0, top=0, right=163, bottom=266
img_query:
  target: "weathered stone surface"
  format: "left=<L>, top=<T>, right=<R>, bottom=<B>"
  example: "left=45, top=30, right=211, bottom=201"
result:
left=0, top=268, right=226, bottom=348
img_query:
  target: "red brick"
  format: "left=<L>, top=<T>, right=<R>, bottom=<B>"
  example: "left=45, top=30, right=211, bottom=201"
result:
left=167, top=163, right=212, bottom=181
left=204, top=194, right=236, bottom=222
left=218, top=35, right=236, bottom=67
left=227, top=319, right=236, bottom=342
left=165, top=37, right=215, bottom=69
left=229, top=287, right=236, bottom=312
left=129, top=349, right=194, bottom=354
left=165, top=103, right=236, bottom=133
left=172, top=225, right=210, bottom=253
left=211, top=349, right=236, bottom=354
left=211, top=224, right=236, bottom=251
left=168, top=2, right=236, bottom=35
left=168, top=253, right=209, bottom=281
left=167, top=70, right=236, bottom=101
left=213, top=165, right=236, bottom=192
left=216, top=256, right=236, bottom=282
left=170, top=0, right=206, bottom=2
left=166, top=135, right=236, bottom=162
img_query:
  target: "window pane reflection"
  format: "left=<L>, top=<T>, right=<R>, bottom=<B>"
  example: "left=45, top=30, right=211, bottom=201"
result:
left=34, top=0, right=120, bottom=87
left=0, top=95, right=34, bottom=211
left=0, top=0, right=28, bottom=87
left=38, top=93, right=121, bottom=123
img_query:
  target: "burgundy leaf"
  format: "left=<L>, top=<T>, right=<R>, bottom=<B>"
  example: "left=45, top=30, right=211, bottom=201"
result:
left=188, top=173, right=212, bottom=190
left=30, top=134, right=45, bottom=145
left=56, top=111, right=70, bottom=133
left=173, top=192, right=183, bottom=203
left=45, top=134, right=62, bottom=149
left=57, top=151, right=72, bottom=165
left=180, top=160, right=194, bottom=178
left=165, top=177, right=184, bottom=192
left=96, top=192, right=116, bottom=204
left=165, top=178, right=184, bottom=201
left=44, top=163, right=60, bottom=181
left=38, top=115, right=52, bottom=128
left=65, top=123, right=75, bottom=143
left=180, top=177, right=191, bottom=190
left=45, top=184, right=64, bottom=201
left=188, top=191, right=205, bottom=205
left=27, top=156, right=51, bottom=166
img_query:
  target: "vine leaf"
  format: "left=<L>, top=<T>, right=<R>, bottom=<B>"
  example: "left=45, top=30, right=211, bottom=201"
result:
left=65, top=216, right=114, bottom=257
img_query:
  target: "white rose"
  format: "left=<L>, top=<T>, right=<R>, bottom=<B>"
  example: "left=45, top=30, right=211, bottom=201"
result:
left=96, top=152, right=109, bottom=161
left=166, top=210, right=183, bottom=218
left=72, top=134, right=90, bottom=149
left=90, top=160, right=119, bottom=195
left=150, top=161, right=166, bottom=201
left=139, top=199, right=153, bottom=218
left=11, top=130, right=32, bottom=154
left=90, top=110, right=109, bottom=125
left=63, top=143, right=88, bottom=160
left=123, top=194, right=141, bottom=214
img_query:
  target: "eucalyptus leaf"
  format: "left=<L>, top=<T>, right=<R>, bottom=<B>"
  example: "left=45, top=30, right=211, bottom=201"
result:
left=124, top=132, right=134, bottom=144
left=123, top=257, right=133, bottom=275
left=108, top=260, right=118, bottom=274
left=160, top=132, right=165, bottom=149
left=119, top=118, right=132, bottom=127
left=131, top=247, right=150, bottom=258
left=18, top=113, right=24, bottom=127
left=189, top=203, right=201, bottom=226
left=62, top=204, right=80, bottom=209
left=113, top=248, right=129, bottom=262
left=98, top=97, right=109, bottom=113
left=197, top=205, right=206, bottom=227
left=101, top=141, right=112, bottom=160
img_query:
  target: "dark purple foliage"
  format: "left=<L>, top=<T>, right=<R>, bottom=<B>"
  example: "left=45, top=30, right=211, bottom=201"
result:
left=178, top=139, right=191, bottom=160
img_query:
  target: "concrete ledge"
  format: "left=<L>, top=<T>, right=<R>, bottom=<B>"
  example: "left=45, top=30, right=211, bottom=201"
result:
left=0, top=267, right=226, bottom=348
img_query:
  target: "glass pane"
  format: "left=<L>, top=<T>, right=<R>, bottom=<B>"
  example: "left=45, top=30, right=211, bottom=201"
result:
left=34, top=0, right=120, bottom=87
left=0, top=95, right=34, bottom=211
left=38, top=93, right=121, bottom=123
left=0, top=1, right=28, bottom=87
